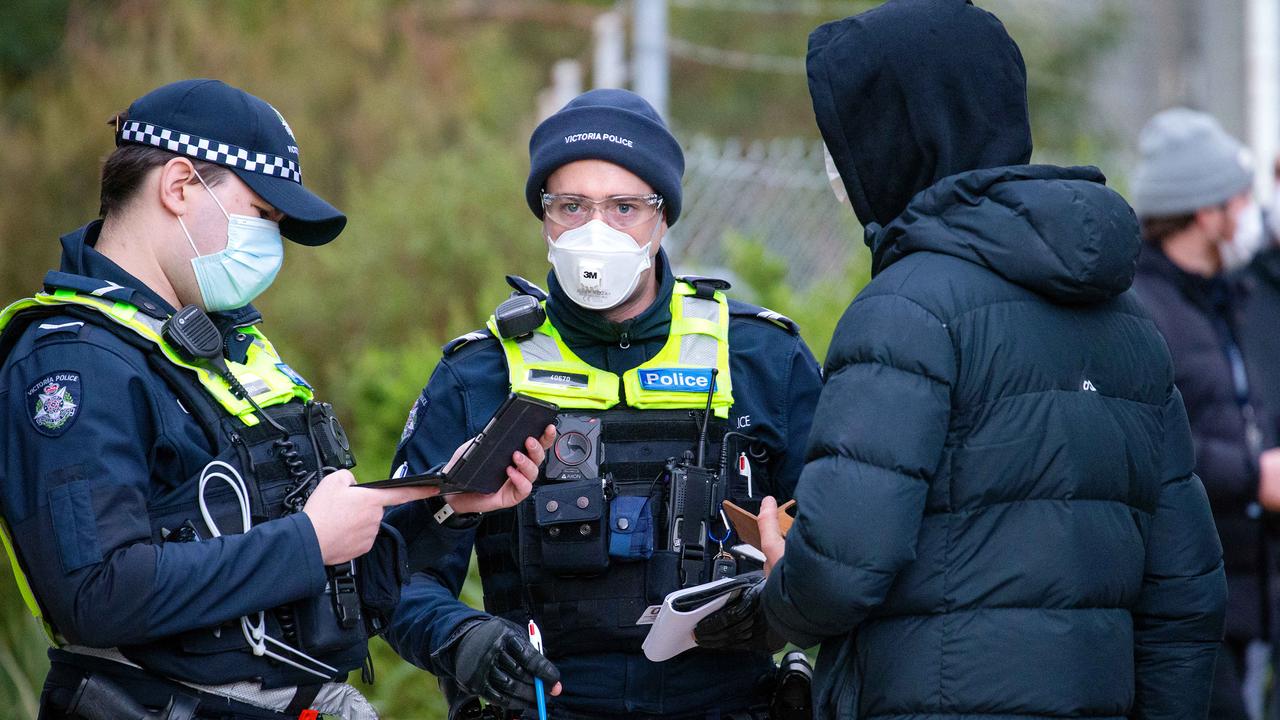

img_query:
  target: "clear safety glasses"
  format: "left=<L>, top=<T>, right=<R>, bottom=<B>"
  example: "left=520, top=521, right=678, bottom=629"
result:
left=541, top=192, right=664, bottom=230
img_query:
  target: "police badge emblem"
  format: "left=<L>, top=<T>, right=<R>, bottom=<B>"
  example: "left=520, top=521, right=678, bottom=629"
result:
left=399, top=393, right=427, bottom=447
left=27, top=371, right=82, bottom=437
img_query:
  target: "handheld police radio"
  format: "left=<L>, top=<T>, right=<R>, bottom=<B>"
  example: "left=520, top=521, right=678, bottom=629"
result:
left=665, top=369, right=726, bottom=586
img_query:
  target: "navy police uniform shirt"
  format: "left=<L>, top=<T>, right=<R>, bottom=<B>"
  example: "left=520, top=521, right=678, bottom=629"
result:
left=0, top=222, right=327, bottom=652
left=384, top=251, right=823, bottom=717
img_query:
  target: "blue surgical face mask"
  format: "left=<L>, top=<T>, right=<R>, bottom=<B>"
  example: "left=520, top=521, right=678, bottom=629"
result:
left=176, top=171, right=284, bottom=312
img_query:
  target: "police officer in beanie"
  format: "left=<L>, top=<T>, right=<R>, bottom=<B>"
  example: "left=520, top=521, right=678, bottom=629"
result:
left=1129, top=107, right=1280, bottom=720
left=0, top=79, right=550, bottom=720
left=382, top=88, right=823, bottom=718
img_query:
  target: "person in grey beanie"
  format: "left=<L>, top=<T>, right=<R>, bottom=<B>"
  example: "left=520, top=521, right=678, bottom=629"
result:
left=1130, top=106, right=1280, bottom=720
left=381, top=88, right=823, bottom=719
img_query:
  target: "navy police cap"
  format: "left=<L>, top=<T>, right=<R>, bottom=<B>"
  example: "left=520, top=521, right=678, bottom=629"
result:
left=117, top=79, right=345, bottom=246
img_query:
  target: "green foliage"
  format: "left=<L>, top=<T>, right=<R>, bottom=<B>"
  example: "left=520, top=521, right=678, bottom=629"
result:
left=723, top=230, right=868, bottom=362
left=0, top=570, right=45, bottom=720
left=0, top=0, right=68, bottom=85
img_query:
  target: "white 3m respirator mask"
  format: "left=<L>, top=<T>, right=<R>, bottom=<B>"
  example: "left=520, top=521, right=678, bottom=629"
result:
left=1221, top=200, right=1266, bottom=273
left=547, top=219, right=653, bottom=310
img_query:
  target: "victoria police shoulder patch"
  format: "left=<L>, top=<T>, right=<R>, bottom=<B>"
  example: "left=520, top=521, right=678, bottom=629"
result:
left=399, top=392, right=428, bottom=447
left=27, top=371, right=82, bottom=437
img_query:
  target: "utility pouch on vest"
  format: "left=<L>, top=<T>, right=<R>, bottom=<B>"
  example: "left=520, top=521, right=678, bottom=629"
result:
left=356, top=522, right=409, bottom=636
left=289, top=562, right=365, bottom=657
left=608, top=495, right=654, bottom=561
left=533, top=480, right=609, bottom=575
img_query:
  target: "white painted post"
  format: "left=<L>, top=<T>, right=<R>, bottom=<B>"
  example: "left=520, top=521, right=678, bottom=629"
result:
left=594, top=9, right=627, bottom=89
left=1246, top=0, right=1279, bottom=197
left=632, top=0, right=669, bottom=120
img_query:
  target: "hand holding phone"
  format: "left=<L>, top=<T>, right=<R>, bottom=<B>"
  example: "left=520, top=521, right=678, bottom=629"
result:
left=362, top=394, right=559, bottom=494
left=448, top=425, right=557, bottom=515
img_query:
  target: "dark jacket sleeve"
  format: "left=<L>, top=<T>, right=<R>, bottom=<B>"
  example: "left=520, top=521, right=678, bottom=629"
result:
left=2, top=338, right=326, bottom=647
left=1132, top=387, right=1228, bottom=720
left=768, top=335, right=824, bottom=500
left=382, top=358, right=488, bottom=675
left=762, top=292, right=954, bottom=648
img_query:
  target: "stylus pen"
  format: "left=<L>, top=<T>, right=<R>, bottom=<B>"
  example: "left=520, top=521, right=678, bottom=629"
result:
left=528, top=619, right=548, bottom=720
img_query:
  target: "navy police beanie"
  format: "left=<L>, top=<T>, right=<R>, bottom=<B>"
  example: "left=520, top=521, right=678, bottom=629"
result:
left=526, top=89, right=684, bottom=225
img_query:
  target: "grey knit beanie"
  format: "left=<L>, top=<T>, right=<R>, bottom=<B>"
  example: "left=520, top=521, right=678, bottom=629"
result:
left=1131, top=107, right=1253, bottom=218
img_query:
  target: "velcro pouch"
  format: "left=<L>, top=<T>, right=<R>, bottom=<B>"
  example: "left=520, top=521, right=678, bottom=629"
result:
left=533, top=480, right=609, bottom=575
left=608, top=495, right=654, bottom=561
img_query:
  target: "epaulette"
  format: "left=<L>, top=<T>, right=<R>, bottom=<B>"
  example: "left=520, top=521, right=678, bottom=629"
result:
left=505, top=275, right=548, bottom=300
left=442, top=328, right=495, bottom=356
left=729, top=301, right=800, bottom=334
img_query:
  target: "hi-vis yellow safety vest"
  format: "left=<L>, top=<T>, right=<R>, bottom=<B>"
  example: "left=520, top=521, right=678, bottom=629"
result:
left=0, top=289, right=312, bottom=644
left=488, top=281, right=734, bottom=417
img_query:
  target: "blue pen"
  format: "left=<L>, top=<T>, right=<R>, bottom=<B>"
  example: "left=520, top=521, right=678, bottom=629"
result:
left=528, top=619, right=548, bottom=720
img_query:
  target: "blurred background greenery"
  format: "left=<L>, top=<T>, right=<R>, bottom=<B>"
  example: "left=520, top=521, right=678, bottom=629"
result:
left=0, top=1, right=1124, bottom=717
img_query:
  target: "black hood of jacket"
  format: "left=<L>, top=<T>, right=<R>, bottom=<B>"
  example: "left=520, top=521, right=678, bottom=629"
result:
left=808, top=0, right=1032, bottom=229
left=868, top=164, right=1140, bottom=304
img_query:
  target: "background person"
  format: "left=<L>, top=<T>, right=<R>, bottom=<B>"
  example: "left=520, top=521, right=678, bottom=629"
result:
left=1130, top=106, right=1280, bottom=720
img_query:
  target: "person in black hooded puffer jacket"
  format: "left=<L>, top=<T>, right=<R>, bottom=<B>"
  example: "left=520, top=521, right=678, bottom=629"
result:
left=736, top=1, right=1226, bottom=718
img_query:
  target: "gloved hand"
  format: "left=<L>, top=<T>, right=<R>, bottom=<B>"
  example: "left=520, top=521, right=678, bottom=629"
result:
left=452, top=616, right=560, bottom=710
left=694, top=571, right=784, bottom=652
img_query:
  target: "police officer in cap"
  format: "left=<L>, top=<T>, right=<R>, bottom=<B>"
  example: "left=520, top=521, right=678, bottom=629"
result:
left=383, top=89, right=823, bottom=719
left=0, top=79, right=551, bottom=720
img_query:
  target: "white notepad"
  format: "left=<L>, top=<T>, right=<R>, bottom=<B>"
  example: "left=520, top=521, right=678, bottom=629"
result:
left=641, top=575, right=756, bottom=662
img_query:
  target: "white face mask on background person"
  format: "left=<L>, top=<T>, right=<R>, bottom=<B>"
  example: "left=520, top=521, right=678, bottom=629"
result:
left=1221, top=200, right=1266, bottom=273
left=823, top=143, right=850, bottom=207
left=547, top=219, right=654, bottom=310
left=176, top=171, right=285, bottom=312
left=1267, top=186, right=1280, bottom=248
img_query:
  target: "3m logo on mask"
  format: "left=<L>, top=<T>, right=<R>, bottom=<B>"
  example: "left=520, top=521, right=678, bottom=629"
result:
left=639, top=368, right=716, bottom=393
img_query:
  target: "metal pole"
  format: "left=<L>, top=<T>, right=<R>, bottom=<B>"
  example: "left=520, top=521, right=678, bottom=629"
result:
left=632, top=0, right=669, bottom=121
left=1246, top=0, right=1279, bottom=197
left=594, top=9, right=627, bottom=89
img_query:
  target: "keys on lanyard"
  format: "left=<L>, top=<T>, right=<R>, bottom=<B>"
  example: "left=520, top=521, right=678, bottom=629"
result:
left=709, top=507, right=737, bottom=580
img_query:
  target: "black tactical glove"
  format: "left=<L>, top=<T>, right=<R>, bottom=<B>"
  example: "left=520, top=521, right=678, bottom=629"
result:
left=452, top=616, right=559, bottom=710
left=694, top=571, right=785, bottom=652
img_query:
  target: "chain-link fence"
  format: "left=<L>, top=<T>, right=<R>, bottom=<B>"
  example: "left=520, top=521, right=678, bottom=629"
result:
left=666, top=134, right=861, bottom=287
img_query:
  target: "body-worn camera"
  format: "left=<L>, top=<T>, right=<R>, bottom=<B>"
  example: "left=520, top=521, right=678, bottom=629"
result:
left=546, top=413, right=601, bottom=482
left=307, top=401, right=356, bottom=470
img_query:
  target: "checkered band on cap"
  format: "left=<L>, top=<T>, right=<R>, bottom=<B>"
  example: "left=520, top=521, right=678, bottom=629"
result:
left=119, top=120, right=301, bottom=183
